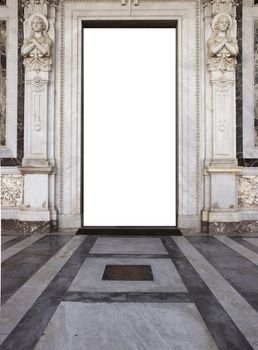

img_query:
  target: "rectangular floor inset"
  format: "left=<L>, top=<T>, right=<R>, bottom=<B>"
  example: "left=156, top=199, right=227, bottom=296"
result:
left=69, top=258, right=187, bottom=293
left=102, top=265, right=154, bottom=281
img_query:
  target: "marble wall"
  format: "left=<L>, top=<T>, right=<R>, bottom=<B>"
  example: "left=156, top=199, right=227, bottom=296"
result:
left=0, top=20, right=6, bottom=146
left=1, top=174, right=23, bottom=207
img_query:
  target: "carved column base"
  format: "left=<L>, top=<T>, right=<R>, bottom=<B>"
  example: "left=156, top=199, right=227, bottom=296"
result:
left=18, top=166, right=55, bottom=224
left=203, top=165, right=241, bottom=232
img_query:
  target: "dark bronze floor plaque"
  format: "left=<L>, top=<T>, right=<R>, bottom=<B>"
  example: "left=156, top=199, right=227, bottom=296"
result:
left=102, top=265, right=154, bottom=281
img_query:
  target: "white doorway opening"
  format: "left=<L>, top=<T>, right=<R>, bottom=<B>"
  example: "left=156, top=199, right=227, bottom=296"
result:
left=83, top=24, right=177, bottom=228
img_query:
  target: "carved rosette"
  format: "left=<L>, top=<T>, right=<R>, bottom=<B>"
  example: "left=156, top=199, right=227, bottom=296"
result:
left=205, top=0, right=239, bottom=73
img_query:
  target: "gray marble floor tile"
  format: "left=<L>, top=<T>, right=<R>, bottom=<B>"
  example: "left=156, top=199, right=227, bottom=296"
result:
left=1, top=236, right=17, bottom=244
left=173, top=236, right=258, bottom=350
left=90, top=237, right=168, bottom=254
left=244, top=238, right=258, bottom=247
left=35, top=302, right=218, bottom=350
left=69, top=257, right=187, bottom=293
left=215, top=236, right=258, bottom=266
left=0, top=236, right=85, bottom=344
left=1, top=235, right=72, bottom=304
left=1, top=234, right=45, bottom=262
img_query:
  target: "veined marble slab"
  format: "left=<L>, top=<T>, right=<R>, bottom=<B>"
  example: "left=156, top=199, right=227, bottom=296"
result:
left=69, top=258, right=187, bottom=293
left=1, top=236, right=17, bottom=244
left=244, top=238, right=258, bottom=248
left=173, top=236, right=258, bottom=350
left=0, top=236, right=85, bottom=344
left=90, top=237, right=168, bottom=254
left=35, top=302, right=218, bottom=350
left=1, top=234, right=45, bottom=262
left=215, top=236, right=258, bottom=266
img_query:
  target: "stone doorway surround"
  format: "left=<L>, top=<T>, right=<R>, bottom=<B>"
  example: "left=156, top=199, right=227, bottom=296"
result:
left=3, top=0, right=244, bottom=234
left=56, top=0, right=202, bottom=233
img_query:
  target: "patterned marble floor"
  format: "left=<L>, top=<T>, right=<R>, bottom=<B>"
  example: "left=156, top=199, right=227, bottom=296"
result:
left=1, top=234, right=258, bottom=350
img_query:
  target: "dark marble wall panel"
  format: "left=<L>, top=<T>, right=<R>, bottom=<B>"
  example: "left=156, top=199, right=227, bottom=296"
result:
left=236, top=0, right=243, bottom=161
left=254, top=20, right=258, bottom=146
left=0, top=20, right=6, bottom=146
left=1, top=0, right=24, bottom=166
left=0, top=1, right=6, bottom=5
left=236, top=1, right=258, bottom=166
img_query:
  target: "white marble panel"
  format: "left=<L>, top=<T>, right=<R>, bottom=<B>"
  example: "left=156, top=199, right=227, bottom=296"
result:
left=90, top=237, right=168, bottom=255
left=23, top=174, right=48, bottom=208
left=69, top=258, right=187, bottom=293
left=35, top=302, right=218, bottom=350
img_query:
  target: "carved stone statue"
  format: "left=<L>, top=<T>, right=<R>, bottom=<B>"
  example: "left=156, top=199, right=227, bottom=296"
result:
left=21, top=14, right=53, bottom=72
left=208, top=13, right=238, bottom=72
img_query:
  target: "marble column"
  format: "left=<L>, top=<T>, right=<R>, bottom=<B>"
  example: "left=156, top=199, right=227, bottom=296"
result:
left=202, top=0, right=241, bottom=233
left=18, top=0, right=57, bottom=230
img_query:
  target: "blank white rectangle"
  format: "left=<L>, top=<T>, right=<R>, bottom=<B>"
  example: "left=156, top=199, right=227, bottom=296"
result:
left=83, top=27, right=176, bottom=226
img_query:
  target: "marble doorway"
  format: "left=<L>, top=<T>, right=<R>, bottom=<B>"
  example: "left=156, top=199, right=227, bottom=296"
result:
left=58, top=0, right=200, bottom=233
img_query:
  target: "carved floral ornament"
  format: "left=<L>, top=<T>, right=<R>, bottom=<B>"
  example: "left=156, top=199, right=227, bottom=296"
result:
left=22, top=0, right=58, bottom=17
left=203, top=0, right=237, bottom=17
left=21, top=14, right=53, bottom=72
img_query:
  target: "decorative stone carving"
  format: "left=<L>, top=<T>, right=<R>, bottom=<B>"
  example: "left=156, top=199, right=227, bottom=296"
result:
left=203, top=0, right=240, bottom=231
left=208, top=13, right=238, bottom=72
left=21, top=14, right=53, bottom=72
left=204, top=0, right=236, bottom=17
left=22, top=0, right=58, bottom=17
left=19, top=0, right=57, bottom=225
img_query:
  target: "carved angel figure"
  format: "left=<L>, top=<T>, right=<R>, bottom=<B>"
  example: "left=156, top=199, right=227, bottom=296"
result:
left=21, top=14, right=53, bottom=72
left=208, top=13, right=238, bottom=72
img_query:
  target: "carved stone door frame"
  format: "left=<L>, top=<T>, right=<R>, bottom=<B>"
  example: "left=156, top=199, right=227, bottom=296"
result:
left=56, top=0, right=201, bottom=232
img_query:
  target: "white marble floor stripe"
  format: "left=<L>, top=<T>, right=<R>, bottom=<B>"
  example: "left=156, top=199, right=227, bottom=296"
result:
left=0, top=235, right=85, bottom=344
left=173, top=236, right=258, bottom=350
left=1, top=236, right=17, bottom=244
left=244, top=238, right=258, bottom=248
left=1, top=234, right=45, bottom=263
left=215, top=236, right=258, bottom=266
